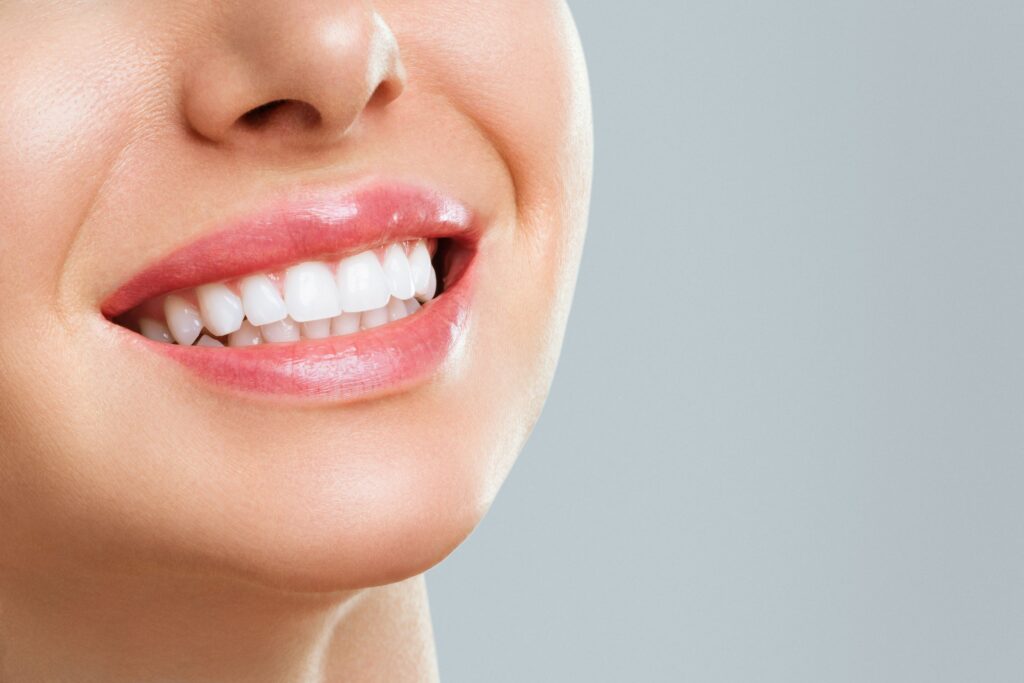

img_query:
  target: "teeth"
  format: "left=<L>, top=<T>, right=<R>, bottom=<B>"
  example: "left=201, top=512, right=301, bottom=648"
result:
left=196, top=283, right=244, bottom=336
left=301, top=319, right=331, bottom=339
left=416, top=267, right=437, bottom=302
left=284, top=261, right=342, bottom=323
left=164, top=295, right=204, bottom=346
left=382, top=244, right=416, bottom=300
left=360, top=304, right=389, bottom=330
left=387, top=296, right=409, bottom=322
left=261, top=317, right=300, bottom=343
left=228, top=320, right=263, bottom=347
left=239, top=274, right=287, bottom=326
left=336, top=250, right=391, bottom=313
left=408, top=240, right=433, bottom=295
left=330, top=312, right=361, bottom=336
left=139, top=317, right=173, bottom=343
left=133, top=239, right=442, bottom=346
left=196, top=335, right=224, bottom=347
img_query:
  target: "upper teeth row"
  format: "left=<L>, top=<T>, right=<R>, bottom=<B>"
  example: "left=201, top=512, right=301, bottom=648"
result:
left=142, top=239, right=438, bottom=346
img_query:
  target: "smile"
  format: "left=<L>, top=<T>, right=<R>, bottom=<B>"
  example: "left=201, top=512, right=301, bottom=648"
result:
left=101, top=183, right=480, bottom=401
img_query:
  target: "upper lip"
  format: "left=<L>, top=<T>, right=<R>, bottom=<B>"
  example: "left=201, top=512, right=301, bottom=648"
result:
left=100, top=181, right=479, bottom=319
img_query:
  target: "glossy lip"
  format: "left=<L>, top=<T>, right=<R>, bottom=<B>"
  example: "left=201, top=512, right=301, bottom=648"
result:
left=101, top=182, right=480, bottom=401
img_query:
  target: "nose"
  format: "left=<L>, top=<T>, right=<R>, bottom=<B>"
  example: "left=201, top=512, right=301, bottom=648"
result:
left=182, top=0, right=406, bottom=149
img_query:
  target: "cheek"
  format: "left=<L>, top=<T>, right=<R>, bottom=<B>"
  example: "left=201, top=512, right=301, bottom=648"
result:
left=393, top=0, right=592, bottom=330
left=0, top=22, right=132, bottom=495
left=392, top=0, right=592, bottom=212
left=0, top=22, right=145, bottom=283
left=0, top=17, right=162, bottom=543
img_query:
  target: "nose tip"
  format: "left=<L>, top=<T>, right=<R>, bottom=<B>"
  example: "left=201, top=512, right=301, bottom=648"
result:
left=183, top=2, right=406, bottom=148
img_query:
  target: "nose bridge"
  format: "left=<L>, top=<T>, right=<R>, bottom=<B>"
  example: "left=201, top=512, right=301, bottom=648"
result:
left=183, top=0, right=404, bottom=147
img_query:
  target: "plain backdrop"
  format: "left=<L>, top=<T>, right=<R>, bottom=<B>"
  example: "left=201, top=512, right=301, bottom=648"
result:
left=427, top=2, right=1024, bottom=681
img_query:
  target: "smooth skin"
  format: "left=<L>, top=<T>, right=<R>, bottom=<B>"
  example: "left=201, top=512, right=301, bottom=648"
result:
left=0, top=1, right=591, bottom=681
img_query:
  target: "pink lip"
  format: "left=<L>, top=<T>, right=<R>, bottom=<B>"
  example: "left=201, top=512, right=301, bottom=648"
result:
left=102, top=183, right=479, bottom=401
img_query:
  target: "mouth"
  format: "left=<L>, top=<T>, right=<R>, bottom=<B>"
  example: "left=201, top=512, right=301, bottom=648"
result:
left=101, top=183, right=479, bottom=401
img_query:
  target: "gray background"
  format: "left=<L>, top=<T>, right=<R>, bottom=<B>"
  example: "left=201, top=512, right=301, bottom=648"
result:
left=428, top=2, right=1024, bottom=681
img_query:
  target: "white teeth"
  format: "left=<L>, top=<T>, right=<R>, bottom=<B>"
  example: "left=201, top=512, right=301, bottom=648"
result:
left=196, top=335, right=224, bottom=347
left=284, top=261, right=342, bottom=323
left=336, top=250, right=391, bottom=313
left=196, top=283, right=244, bottom=336
left=260, top=316, right=300, bottom=343
left=387, top=296, right=409, bottom=322
left=382, top=244, right=416, bottom=300
left=239, top=274, right=287, bottom=326
left=139, top=317, right=173, bottom=343
left=139, top=239, right=444, bottom=345
left=330, top=312, right=361, bottom=336
left=360, top=305, right=389, bottom=330
left=228, top=320, right=263, bottom=347
left=408, top=240, right=433, bottom=295
left=164, top=295, right=204, bottom=346
left=416, top=267, right=437, bottom=302
left=301, top=319, right=331, bottom=339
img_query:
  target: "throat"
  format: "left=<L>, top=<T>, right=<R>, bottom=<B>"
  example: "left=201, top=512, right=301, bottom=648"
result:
left=0, top=566, right=439, bottom=683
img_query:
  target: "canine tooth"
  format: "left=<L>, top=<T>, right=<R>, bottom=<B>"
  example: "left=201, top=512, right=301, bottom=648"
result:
left=382, top=243, right=416, bottom=299
left=301, top=319, right=331, bottom=339
left=284, top=261, right=342, bottom=323
left=330, top=312, right=361, bottom=336
left=196, top=283, right=244, bottom=336
left=408, top=240, right=432, bottom=294
left=404, top=298, right=421, bottom=315
left=196, top=335, right=224, bottom=347
left=228, top=320, right=263, bottom=347
left=240, top=274, right=287, bottom=326
left=336, top=250, right=390, bottom=312
left=164, top=295, right=204, bottom=346
left=387, top=296, right=409, bottom=322
left=360, top=305, right=389, bottom=330
left=139, top=317, right=173, bottom=344
left=416, top=267, right=437, bottom=302
left=261, top=317, right=300, bottom=343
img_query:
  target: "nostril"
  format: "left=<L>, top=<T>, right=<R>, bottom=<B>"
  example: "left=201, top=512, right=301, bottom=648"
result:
left=238, top=99, right=321, bottom=131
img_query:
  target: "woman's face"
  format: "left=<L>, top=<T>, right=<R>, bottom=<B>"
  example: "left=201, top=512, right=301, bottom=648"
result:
left=0, top=1, right=590, bottom=589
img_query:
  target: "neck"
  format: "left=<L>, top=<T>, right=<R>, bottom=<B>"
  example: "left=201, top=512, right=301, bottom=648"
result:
left=0, top=562, right=439, bottom=682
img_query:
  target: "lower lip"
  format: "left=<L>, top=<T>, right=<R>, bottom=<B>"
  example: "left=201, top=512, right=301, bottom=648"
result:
left=137, top=265, right=474, bottom=402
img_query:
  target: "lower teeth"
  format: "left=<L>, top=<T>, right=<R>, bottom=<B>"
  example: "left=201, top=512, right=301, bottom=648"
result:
left=138, top=295, right=428, bottom=347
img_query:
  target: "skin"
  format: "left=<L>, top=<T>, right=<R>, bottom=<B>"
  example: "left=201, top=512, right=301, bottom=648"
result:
left=0, top=1, right=591, bottom=681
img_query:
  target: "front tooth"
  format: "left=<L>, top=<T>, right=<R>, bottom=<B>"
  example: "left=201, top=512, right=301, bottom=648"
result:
left=301, top=319, right=331, bottom=339
left=360, top=305, right=389, bottom=330
left=261, top=317, right=300, bottom=343
left=387, top=296, right=409, bottom=322
left=382, top=244, right=416, bottom=300
left=336, top=251, right=390, bottom=313
left=228, top=320, right=263, bottom=347
left=196, top=335, right=224, bottom=347
left=404, top=298, right=422, bottom=315
left=408, top=240, right=432, bottom=294
left=416, top=267, right=437, bottom=302
left=284, top=261, right=342, bottom=323
left=164, top=295, right=204, bottom=346
left=240, top=274, right=287, bottom=326
left=139, top=317, right=173, bottom=343
left=331, top=312, right=361, bottom=336
left=196, top=283, right=244, bottom=336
